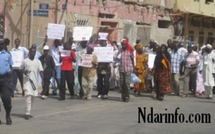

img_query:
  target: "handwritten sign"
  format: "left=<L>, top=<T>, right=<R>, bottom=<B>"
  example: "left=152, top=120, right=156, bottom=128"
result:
left=93, top=47, right=113, bottom=62
left=81, top=54, right=93, bottom=67
left=60, top=50, right=70, bottom=57
left=73, top=27, right=93, bottom=41
left=47, top=23, right=65, bottom=39
left=148, top=54, right=156, bottom=69
left=98, top=32, right=108, bottom=40
left=11, top=51, right=24, bottom=68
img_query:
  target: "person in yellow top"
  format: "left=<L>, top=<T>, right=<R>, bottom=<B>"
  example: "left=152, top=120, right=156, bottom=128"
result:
left=134, top=39, right=148, bottom=95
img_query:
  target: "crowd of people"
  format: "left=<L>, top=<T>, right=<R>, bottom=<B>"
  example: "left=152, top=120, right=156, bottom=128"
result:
left=0, top=35, right=215, bottom=125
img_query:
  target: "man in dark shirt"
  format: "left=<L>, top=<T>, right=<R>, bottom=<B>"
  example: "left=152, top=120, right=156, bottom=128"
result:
left=39, top=45, right=55, bottom=99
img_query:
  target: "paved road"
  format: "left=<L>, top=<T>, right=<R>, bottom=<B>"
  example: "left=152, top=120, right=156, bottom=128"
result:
left=0, top=86, right=214, bottom=134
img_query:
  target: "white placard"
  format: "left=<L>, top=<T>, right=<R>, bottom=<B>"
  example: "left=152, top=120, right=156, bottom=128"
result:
left=98, top=32, right=108, bottom=40
left=60, top=50, right=70, bottom=57
left=47, top=23, right=66, bottom=39
left=93, top=47, right=113, bottom=62
left=133, top=51, right=136, bottom=66
left=148, top=54, right=156, bottom=69
left=73, top=27, right=93, bottom=41
left=81, top=54, right=93, bottom=68
left=11, top=51, right=24, bottom=68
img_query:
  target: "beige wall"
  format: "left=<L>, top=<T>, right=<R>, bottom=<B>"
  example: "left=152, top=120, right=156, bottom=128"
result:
left=3, top=0, right=55, bottom=50
left=187, top=18, right=215, bottom=47
left=177, top=0, right=215, bottom=17
left=2, top=0, right=175, bottom=50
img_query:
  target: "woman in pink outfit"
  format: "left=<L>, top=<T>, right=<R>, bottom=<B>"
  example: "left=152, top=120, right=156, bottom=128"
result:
left=196, top=46, right=205, bottom=96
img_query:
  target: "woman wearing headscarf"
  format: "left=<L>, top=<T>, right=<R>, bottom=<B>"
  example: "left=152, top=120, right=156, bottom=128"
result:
left=134, top=43, right=148, bottom=94
left=154, top=44, right=171, bottom=101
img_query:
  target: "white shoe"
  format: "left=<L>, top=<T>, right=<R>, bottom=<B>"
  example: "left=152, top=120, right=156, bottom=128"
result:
left=41, top=95, right=46, bottom=99
left=171, top=92, right=175, bottom=95
left=97, top=95, right=102, bottom=99
left=103, top=95, right=108, bottom=99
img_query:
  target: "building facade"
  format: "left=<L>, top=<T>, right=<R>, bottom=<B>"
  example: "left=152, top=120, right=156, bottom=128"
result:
left=176, top=0, right=215, bottom=47
left=1, top=0, right=178, bottom=49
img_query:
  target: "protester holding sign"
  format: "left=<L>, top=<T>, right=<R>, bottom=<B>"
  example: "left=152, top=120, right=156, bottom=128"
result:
left=76, top=41, right=88, bottom=98
left=96, top=40, right=111, bottom=99
left=81, top=44, right=98, bottom=100
left=58, top=42, right=76, bottom=100
left=49, top=39, right=62, bottom=95
left=11, top=38, right=29, bottom=96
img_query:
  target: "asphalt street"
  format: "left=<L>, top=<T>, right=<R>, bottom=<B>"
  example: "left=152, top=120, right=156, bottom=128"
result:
left=0, top=78, right=215, bottom=134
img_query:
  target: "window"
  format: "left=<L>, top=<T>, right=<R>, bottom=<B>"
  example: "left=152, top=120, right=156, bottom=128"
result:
left=208, top=32, right=213, bottom=36
left=188, top=30, right=194, bottom=41
left=98, top=13, right=115, bottom=19
left=205, top=0, right=214, bottom=3
left=189, top=30, right=194, bottom=34
left=76, top=19, right=89, bottom=26
left=158, top=20, right=171, bottom=28
left=199, top=31, right=204, bottom=35
left=198, top=36, right=204, bottom=46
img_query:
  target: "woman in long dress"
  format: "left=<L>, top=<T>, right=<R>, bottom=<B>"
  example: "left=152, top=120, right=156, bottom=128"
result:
left=134, top=43, right=148, bottom=94
left=153, top=44, right=171, bottom=101
left=196, top=46, right=205, bottom=96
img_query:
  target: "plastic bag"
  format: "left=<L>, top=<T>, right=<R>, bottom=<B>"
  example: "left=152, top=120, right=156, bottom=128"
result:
left=131, top=73, right=141, bottom=84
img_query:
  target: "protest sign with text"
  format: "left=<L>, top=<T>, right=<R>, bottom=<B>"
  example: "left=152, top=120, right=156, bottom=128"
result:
left=47, top=23, right=65, bottom=39
left=93, top=47, right=113, bottom=62
left=148, top=54, right=156, bottom=69
left=73, top=27, right=93, bottom=41
left=98, top=32, right=108, bottom=40
left=11, top=51, right=24, bottom=68
left=60, top=50, right=70, bottom=57
left=81, top=54, right=93, bottom=67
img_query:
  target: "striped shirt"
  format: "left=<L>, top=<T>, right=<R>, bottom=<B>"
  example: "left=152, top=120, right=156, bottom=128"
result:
left=185, top=51, right=200, bottom=68
left=119, top=49, right=134, bottom=73
left=170, top=50, right=184, bottom=73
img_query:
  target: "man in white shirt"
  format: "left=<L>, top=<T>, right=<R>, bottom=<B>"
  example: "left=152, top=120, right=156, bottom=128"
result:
left=49, top=39, right=61, bottom=95
left=76, top=41, right=88, bottom=98
left=20, top=47, right=44, bottom=120
left=11, top=38, right=29, bottom=96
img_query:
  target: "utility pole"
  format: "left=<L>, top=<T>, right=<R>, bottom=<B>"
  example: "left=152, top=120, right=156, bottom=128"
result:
left=3, top=0, right=6, bottom=38
left=55, top=0, right=58, bottom=23
left=29, top=0, right=34, bottom=48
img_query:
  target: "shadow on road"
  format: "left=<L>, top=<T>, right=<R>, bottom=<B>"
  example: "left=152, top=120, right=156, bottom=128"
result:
left=10, top=113, right=24, bottom=119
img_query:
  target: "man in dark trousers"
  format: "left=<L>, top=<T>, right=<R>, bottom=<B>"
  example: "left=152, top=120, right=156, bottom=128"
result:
left=39, top=45, right=55, bottom=99
left=76, top=41, right=87, bottom=98
left=0, top=39, right=13, bottom=125
left=59, top=42, right=76, bottom=100
left=117, top=39, right=134, bottom=102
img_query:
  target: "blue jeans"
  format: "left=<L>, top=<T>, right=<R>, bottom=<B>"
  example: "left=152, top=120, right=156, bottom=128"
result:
left=51, top=66, right=61, bottom=93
